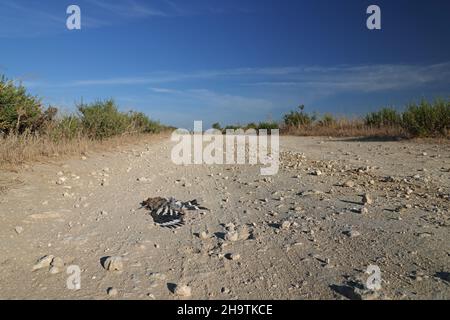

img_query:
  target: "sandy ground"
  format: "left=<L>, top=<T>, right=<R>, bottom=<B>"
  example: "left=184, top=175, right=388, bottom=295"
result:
left=0, top=135, right=449, bottom=300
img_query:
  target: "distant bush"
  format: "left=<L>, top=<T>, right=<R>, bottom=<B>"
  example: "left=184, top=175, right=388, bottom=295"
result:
left=51, top=115, right=82, bottom=140
left=318, top=114, right=336, bottom=127
left=256, top=121, right=279, bottom=131
left=283, top=105, right=315, bottom=128
left=129, top=111, right=163, bottom=134
left=212, top=122, right=222, bottom=131
left=77, top=100, right=163, bottom=139
left=0, top=76, right=56, bottom=134
left=365, top=108, right=402, bottom=128
left=219, top=121, right=279, bottom=133
left=281, top=100, right=449, bottom=138
left=401, top=99, right=449, bottom=137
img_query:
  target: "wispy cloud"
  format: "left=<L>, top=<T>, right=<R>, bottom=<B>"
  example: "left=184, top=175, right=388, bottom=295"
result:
left=59, top=62, right=450, bottom=94
left=246, top=63, right=450, bottom=93
left=87, top=0, right=168, bottom=18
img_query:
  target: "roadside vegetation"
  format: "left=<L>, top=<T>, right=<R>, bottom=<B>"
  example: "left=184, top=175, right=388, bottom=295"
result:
left=217, top=101, right=449, bottom=138
left=0, top=76, right=166, bottom=167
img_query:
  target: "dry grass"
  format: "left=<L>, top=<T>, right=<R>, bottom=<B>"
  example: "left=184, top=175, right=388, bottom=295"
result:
left=0, top=131, right=169, bottom=170
left=281, top=119, right=405, bottom=138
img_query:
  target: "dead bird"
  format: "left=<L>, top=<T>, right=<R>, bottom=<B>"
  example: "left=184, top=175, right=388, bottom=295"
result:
left=141, top=197, right=208, bottom=229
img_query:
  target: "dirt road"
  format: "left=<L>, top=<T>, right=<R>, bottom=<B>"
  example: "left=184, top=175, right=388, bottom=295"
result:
left=0, top=136, right=449, bottom=300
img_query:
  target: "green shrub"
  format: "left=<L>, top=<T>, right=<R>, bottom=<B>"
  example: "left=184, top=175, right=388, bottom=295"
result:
left=77, top=100, right=132, bottom=139
left=401, top=99, right=450, bottom=137
left=284, top=105, right=315, bottom=127
left=0, top=75, right=55, bottom=134
left=365, top=108, right=402, bottom=128
left=212, top=122, right=222, bottom=131
left=318, top=114, right=336, bottom=127
left=257, top=121, right=279, bottom=130
left=51, top=115, right=82, bottom=140
left=129, top=111, right=162, bottom=133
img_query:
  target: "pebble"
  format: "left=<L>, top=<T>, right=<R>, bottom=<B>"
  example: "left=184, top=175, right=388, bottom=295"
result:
left=14, top=226, right=24, bottom=234
left=199, top=231, right=210, bottom=240
left=51, top=257, right=65, bottom=268
left=49, top=266, right=61, bottom=274
left=362, top=193, right=373, bottom=205
left=225, top=231, right=239, bottom=242
left=359, top=207, right=369, bottom=214
left=281, top=221, right=291, bottom=230
left=343, top=230, right=361, bottom=238
left=312, top=170, right=323, bottom=176
left=103, top=256, right=124, bottom=272
left=343, top=180, right=355, bottom=188
left=107, top=287, right=118, bottom=296
left=32, top=255, right=55, bottom=271
left=174, top=284, right=192, bottom=298
left=227, top=253, right=241, bottom=261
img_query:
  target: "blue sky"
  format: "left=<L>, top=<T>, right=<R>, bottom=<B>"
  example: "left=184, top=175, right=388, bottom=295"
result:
left=1, top=0, right=449, bottom=128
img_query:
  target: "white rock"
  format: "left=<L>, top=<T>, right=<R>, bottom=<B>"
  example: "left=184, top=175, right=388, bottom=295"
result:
left=362, top=194, right=373, bottom=205
left=199, top=231, right=210, bottom=240
left=174, top=284, right=192, bottom=298
left=107, top=287, right=118, bottom=296
left=103, top=256, right=124, bottom=272
left=14, top=226, right=24, bottom=234
left=49, top=266, right=61, bottom=274
left=343, top=180, right=355, bottom=188
left=225, top=231, right=239, bottom=242
left=32, top=255, right=55, bottom=271
left=281, top=221, right=291, bottom=230
left=51, top=257, right=65, bottom=268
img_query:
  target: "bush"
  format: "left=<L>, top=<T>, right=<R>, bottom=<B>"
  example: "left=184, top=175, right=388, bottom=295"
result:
left=129, top=111, right=162, bottom=133
left=365, top=108, right=402, bottom=128
left=212, top=122, right=222, bottom=131
left=76, top=100, right=164, bottom=139
left=257, top=121, right=279, bottom=130
left=401, top=99, right=450, bottom=137
left=318, top=114, right=336, bottom=127
left=0, top=75, right=55, bottom=134
left=284, top=105, right=315, bottom=128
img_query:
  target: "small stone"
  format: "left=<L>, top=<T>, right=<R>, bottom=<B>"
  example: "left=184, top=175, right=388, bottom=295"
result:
left=49, top=266, right=61, bottom=274
left=359, top=207, right=369, bottom=214
left=174, top=284, right=192, bottom=298
left=225, top=231, right=239, bottom=242
left=237, top=225, right=250, bottom=240
left=281, top=221, right=291, bottom=230
left=14, top=226, right=24, bottom=234
left=32, top=255, right=55, bottom=271
left=51, top=257, right=65, bottom=268
left=362, top=193, right=373, bottom=205
left=107, top=287, right=118, bottom=296
left=343, top=230, right=361, bottom=238
left=149, top=273, right=166, bottom=281
left=199, top=231, right=210, bottom=240
left=103, top=256, right=124, bottom=272
left=312, top=170, right=322, bottom=176
left=227, top=253, right=241, bottom=261
left=343, top=180, right=355, bottom=188
left=221, top=287, right=231, bottom=294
